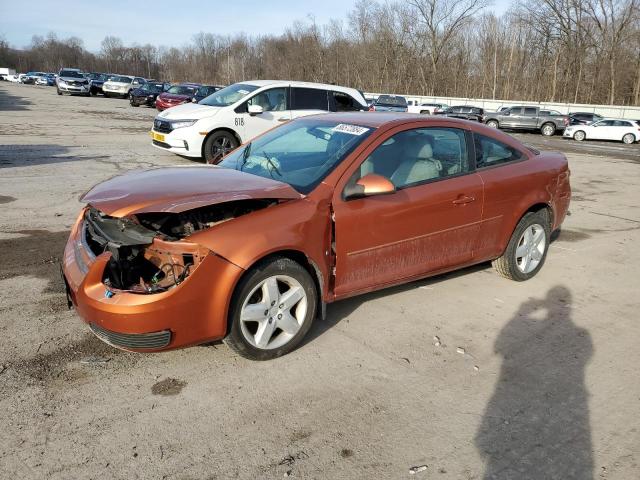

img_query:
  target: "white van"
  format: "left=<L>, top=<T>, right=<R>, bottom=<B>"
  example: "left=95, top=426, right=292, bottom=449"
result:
left=150, top=80, right=368, bottom=162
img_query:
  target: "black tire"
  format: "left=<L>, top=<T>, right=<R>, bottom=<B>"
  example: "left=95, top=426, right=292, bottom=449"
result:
left=224, top=257, right=317, bottom=360
left=573, top=130, right=586, bottom=141
left=492, top=210, right=551, bottom=281
left=541, top=123, right=556, bottom=136
left=56, top=88, right=62, bottom=96
left=203, top=131, right=239, bottom=164
left=103, top=92, right=109, bottom=98
left=486, top=119, right=499, bottom=129
left=622, top=133, right=635, bottom=144
left=129, top=95, right=138, bottom=107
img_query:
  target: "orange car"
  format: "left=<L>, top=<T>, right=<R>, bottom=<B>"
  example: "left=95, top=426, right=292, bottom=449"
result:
left=62, top=113, right=571, bottom=359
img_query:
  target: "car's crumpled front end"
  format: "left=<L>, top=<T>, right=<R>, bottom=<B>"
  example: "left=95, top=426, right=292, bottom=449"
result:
left=62, top=206, right=244, bottom=351
left=61, top=166, right=303, bottom=352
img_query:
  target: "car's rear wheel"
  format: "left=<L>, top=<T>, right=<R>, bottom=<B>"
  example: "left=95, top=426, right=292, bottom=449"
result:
left=541, top=123, right=556, bottom=136
left=622, top=133, right=635, bottom=144
left=493, top=210, right=550, bottom=281
left=486, top=120, right=499, bottom=129
left=573, top=130, right=586, bottom=141
left=129, top=94, right=138, bottom=107
left=203, top=131, right=239, bottom=164
left=224, top=257, right=317, bottom=360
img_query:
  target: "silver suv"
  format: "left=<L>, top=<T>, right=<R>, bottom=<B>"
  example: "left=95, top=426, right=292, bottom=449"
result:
left=56, top=68, right=90, bottom=96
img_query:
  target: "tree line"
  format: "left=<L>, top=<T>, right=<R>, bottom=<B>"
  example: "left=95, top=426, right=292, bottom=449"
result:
left=2, top=0, right=640, bottom=105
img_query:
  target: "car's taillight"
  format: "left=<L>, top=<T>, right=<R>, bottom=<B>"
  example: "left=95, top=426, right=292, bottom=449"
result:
left=563, top=118, right=569, bottom=126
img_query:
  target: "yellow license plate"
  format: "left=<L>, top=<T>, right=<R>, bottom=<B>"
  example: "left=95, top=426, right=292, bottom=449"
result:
left=150, top=131, right=165, bottom=142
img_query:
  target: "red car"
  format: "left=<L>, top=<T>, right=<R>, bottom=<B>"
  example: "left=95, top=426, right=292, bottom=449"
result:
left=155, top=83, right=201, bottom=111
left=62, top=113, right=571, bottom=360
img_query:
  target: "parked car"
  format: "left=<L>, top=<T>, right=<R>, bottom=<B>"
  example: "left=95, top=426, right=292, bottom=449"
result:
left=568, top=112, right=603, bottom=126
left=5, top=74, right=21, bottom=83
left=102, top=75, right=146, bottom=98
left=151, top=80, right=368, bottom=162
left=438, top=105, right=485, bottom=122
left=129, top=82, right=170, bottom=107
left=563, top=118, right=640, bottom=144
left=56, top=68, right=90, bottom=96
left=484, top=106, right=569, bottom=136
left=407, top=102, right=448, bottom=115
left=63, top=113, right=571, bottom=359
left=369, top=94, right=408, bottom=112
left=155, top=83, right=202, bottom=111
left=36, top=73, right=56, bottom=86
left=85, top=73, right=110, bottom=95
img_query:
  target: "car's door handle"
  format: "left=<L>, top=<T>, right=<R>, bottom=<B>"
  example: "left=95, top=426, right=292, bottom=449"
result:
left=452, top=195, right=476, bottom=205
left=277, top=117, right=289, bottom=122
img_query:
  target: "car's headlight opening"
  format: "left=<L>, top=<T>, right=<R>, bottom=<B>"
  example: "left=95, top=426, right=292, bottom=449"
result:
left=171, top=120, right=197, bottom=129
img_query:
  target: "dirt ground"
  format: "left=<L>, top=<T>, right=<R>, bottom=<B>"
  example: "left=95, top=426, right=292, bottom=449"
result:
left=1, top=82, right=639, bottom=479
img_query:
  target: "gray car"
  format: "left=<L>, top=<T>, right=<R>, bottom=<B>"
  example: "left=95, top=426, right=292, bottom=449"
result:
left=56, top=68, right=90, bottom=96
left=484, top=106, right=569, bottom=136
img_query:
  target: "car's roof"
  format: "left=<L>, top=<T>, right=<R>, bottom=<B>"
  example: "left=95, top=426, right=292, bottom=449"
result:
left=599, top=118, right=636, bottom=122
left=240, top=79, right=362, bottom=95
left=308, top=112, right=486, bottom=128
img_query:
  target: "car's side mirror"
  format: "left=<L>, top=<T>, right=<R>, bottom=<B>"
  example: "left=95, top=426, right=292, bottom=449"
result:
left=344, top=173, right=396, bottom=200
left=248, top=104, right=263, bottom=115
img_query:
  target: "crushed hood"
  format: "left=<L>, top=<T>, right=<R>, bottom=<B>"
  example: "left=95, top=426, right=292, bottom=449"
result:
left=82, top=166, right=302, bottom=217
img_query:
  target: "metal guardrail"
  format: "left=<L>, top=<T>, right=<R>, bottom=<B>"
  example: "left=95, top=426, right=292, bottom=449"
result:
left=364, top=92, right=640, bottom=120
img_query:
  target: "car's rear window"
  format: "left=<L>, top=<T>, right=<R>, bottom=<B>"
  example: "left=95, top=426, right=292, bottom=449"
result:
left=376, top=95, right=408, bottom=107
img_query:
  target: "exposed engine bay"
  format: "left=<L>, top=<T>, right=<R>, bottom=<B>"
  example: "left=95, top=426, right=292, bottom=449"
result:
left=83, top=199, right=276, bottom=293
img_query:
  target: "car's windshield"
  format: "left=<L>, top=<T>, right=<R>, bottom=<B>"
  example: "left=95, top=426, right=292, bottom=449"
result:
left=60, top=70, right=84, bottom=78
left=167, top=85, right=198, bottom=95
left=375, top=95, right=407, bottom=107
left=218, top=119, right=374, bottom=194
left=199, top=83, right=259, bottom=107
left=109, top=76, right=132, bottom=83
left=197, top=86, right=218, bottom=97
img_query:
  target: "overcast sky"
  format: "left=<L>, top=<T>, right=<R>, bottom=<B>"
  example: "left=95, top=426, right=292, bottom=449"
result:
left=1, top=0, right=512, bottom=52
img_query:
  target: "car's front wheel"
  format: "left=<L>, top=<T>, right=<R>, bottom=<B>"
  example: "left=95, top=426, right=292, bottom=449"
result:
left=56, top=88, right=62, bottom=95
left=203, top=131, right=239, bottom=164
left=573, top=130, right=586, bottom=141
left=492, top=210, right=550, bottom=281
left=486, top=120, right=499, bottom=129
left=224, top=257, right=317, bottom=360
left=129, top=94, right=138, bottom=107
left=622, top=133, right=636, bottom=144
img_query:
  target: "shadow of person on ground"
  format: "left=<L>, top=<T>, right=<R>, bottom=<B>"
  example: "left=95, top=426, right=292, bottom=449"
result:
left=475, top=285, right=593, bottom=479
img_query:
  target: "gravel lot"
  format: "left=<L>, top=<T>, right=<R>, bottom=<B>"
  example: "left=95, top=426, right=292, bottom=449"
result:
left=1, top=82, right=639, bottom=479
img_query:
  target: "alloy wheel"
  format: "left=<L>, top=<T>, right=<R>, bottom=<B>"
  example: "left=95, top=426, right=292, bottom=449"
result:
left=515, top=224, right=546, bottom=274
left=239, top=275, right=307, bottom=350
left=209, top=136, right=235, bottom=162
left=542, top=125, right=555, bottom=136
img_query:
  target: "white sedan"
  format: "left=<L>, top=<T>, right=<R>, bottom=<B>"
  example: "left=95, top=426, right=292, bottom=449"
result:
left=564, top=118, right=640, bottom=144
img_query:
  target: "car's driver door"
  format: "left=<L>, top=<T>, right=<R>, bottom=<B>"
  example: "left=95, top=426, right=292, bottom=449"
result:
left=331, top=125, right=484, bottom=298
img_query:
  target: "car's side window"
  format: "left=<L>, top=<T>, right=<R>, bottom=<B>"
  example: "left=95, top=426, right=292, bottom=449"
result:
left=474, top=133, right=523, bottom=168
left=331, top=91, right=362, bottom=112
left=349, top=128, right=469, bottom=191
left=246, top=88, right=288, bottom=112
left=291, top=88, right=329, bottom=111
left=614, top=120, right=631, bottom=127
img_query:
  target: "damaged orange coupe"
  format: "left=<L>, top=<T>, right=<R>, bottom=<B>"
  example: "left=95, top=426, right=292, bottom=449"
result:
left=62, top=113, right=571, bottom=359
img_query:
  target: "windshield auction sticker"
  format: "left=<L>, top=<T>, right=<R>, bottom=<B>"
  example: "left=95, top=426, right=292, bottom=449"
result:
left=332, top=124, right=370, bottom=136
